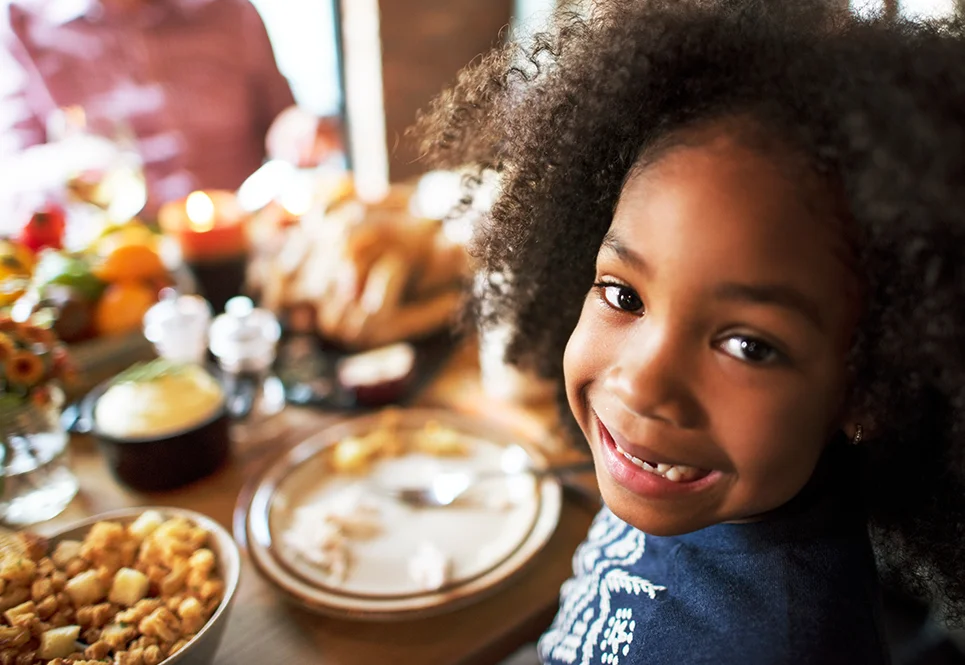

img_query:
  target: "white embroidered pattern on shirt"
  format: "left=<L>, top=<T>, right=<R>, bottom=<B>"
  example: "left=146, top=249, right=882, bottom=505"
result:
left=601, top=608, right=635, bottom=664
left=538, top=509, right=666, bottom=665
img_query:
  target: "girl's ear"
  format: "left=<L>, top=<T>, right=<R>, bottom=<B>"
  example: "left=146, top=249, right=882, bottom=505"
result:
left=841, top=413, right=876, bottom=444
left=840, top=382, right=876, bottom=443
left=842, top=422, right=862, bottom=445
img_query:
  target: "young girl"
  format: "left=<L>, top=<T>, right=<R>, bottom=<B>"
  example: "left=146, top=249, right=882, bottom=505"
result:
left=416, top=1, right=965, bottom=663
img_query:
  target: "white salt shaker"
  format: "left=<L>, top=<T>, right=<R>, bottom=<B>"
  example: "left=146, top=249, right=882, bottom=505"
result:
left=142, top=290, right=213, bottom=365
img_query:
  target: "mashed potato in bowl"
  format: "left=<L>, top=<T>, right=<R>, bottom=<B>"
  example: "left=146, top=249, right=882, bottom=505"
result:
left=94, top=363, right=225, bottom=440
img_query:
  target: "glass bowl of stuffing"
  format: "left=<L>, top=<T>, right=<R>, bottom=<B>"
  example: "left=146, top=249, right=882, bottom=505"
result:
left=0, top=506, right=241, bottom=665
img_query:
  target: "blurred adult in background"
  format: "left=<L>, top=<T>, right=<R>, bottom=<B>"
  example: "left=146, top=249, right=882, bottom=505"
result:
left=0, top=0, right=341, bottom=219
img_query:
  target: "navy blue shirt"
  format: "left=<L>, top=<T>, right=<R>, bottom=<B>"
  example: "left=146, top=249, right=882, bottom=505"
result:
left=539, top=446, right=889, bottom=665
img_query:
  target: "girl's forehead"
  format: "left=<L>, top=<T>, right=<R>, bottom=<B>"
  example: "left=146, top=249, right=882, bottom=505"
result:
left=615, top=131, right=850, bottom=265
left=606, top=132, right=859, bottom=336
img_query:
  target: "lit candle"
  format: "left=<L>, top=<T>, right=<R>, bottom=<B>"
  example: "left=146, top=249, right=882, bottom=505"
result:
left=186, top=192, right=216, bottom=232
left=158, top=190, right=250, bottom=313
left=159, top=190, right=248, bottom=263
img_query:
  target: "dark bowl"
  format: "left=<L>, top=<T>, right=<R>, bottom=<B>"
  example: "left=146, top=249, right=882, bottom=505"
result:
left=75, top=380, right=231, bottom=492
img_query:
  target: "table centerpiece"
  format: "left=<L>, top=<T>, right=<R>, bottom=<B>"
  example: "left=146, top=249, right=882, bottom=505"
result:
left=0, top=313, right=79, bottom=524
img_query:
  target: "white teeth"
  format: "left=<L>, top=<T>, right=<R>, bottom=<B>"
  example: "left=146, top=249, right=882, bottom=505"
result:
left=614, top=443, right=702, bottom=483
left=620, top=449, right=645, bottom=469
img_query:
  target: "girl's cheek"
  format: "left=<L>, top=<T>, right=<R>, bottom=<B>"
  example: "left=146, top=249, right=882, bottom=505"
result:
left=563, top=304, right=603, bottom=414
left=720, top=387, right=830, bottom=486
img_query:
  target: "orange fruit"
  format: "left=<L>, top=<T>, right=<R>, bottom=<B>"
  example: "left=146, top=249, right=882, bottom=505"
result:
left=94, top=281, right=157, bottom=336
left=92, top=244, right=166, bottom=283
left=91, top=221, right=158, bottom=257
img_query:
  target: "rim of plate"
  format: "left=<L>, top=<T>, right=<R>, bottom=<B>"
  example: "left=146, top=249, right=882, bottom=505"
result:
left=244, top=408, right=563, bottom=621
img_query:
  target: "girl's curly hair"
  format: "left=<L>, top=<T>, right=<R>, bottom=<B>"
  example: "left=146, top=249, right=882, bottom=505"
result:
left=415, top=0, right=965, bottom=622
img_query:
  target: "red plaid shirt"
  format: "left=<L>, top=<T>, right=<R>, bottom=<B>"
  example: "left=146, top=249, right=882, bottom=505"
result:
left=1, top=0, right=295, bottom=213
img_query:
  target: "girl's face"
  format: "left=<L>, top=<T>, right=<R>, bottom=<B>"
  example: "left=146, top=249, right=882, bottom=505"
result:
left=564, top=130, right=858, bottom=536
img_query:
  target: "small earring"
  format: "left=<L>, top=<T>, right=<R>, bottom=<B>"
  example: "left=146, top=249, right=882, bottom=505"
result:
left=851, top=424, right=863, bottom=446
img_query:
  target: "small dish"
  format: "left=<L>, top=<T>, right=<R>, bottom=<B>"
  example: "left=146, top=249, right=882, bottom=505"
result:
left=71, top=379, right=230, bottom=492
left=242, top=408, right=562, bottom=620
left=335, top=342, right=416, bottom=406
left=45, top=506, right=241, bottom=665
left=274, top=330, right=456, bottom=409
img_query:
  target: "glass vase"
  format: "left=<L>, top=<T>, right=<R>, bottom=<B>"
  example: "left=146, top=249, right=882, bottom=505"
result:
left=0, top=389, right=78, bottom=525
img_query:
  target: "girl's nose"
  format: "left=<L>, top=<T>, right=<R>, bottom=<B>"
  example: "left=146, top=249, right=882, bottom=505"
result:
left=602, top=323, right=701, bottom=429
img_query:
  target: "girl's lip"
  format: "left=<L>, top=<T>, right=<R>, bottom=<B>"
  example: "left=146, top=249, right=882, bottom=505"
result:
left=597, top=417, right=692, bottom=468
left=595, top=415, right=721, bottom=497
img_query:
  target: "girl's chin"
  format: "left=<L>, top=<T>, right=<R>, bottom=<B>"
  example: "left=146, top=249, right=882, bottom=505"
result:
left=598, top=480, right=717, bottom=536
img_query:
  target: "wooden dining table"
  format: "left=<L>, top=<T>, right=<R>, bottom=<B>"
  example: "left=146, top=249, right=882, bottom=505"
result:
left=39, top=337, right=600, bottom=665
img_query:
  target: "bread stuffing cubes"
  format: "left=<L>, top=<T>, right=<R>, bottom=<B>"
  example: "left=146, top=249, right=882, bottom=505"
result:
left=0, top=510, right=224, bottom=664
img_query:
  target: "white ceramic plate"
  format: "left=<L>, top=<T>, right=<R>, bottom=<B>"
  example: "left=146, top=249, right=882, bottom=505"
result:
left=244, top=408, right=562, bottom=620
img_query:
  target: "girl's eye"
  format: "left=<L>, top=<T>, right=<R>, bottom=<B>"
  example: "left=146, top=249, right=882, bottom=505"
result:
left=596, top=282, right=644, bottom=313
left=718, top=336, right=782, bottom=365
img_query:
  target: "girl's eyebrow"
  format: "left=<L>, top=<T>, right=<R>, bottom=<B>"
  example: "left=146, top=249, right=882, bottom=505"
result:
left=713, top=282, right=825, bottom=331
left=599, top=234, right=651, bottom=276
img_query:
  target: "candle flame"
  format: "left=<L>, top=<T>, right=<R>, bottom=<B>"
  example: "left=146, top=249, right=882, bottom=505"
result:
left=185, top=191, right=216, bottom=232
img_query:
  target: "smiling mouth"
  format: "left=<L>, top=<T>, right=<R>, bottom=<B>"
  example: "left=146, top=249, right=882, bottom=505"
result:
left=612, top=442, right=710, bottom=483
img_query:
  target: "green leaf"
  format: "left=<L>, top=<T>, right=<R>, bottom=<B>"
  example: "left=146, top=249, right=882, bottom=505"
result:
left=33, top=251, right=106, bottom=302
left=111, top=358, right=189, bottom=385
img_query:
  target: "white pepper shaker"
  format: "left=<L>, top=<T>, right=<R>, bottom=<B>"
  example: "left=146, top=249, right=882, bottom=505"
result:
left=208, top=296, right=284, bottom=420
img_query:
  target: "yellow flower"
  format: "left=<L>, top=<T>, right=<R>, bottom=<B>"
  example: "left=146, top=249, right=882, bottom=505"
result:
left=0, top=333, right=14, bottom=363
left=5, top=350, right=44, bottom=386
